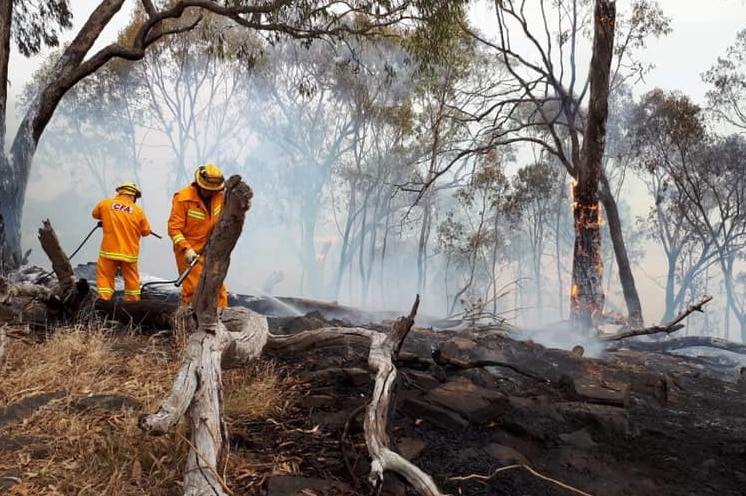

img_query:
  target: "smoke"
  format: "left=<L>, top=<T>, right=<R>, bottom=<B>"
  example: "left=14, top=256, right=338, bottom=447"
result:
left=12, top=21, right=732, bottom=343
left=517, top=319, right=609, bottom=359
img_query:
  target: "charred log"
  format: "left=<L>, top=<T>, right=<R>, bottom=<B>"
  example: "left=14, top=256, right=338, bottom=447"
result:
left=93, top=299, right=178, bottom=332
left=616, top=336, right=746, bottom=356
left=432, top=348, right=548, bottom=382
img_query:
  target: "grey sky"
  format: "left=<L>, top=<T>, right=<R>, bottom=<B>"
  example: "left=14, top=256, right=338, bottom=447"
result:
left=637, top=0, right=746, bottom=102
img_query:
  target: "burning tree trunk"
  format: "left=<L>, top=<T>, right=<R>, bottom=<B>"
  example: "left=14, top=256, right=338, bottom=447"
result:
left=570, top=0, right=616, bottom=331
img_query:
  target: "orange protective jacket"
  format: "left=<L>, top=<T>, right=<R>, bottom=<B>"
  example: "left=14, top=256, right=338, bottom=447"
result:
left=92, top=194, right=151, bottom=261
left=167, top=184, right=224, bottom=255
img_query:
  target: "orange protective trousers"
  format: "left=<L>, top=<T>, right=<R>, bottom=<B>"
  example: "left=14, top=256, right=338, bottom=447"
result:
left=96, top=258, right=142, bottom=301
left=174, top=256, right=228, bottom=307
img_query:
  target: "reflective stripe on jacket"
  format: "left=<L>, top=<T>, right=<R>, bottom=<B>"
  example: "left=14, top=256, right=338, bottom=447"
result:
left=167, top=184, right=224, bottom=254
left=92, top=194, right=151, bottom=262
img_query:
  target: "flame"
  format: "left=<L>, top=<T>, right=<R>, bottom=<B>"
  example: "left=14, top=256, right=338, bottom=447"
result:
left=569, top=185, right=606, bottom=325
left=596, top=1, right=616, bottom=26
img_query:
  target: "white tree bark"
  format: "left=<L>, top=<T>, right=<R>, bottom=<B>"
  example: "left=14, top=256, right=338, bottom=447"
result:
left=139, top=309, right=268, bottom=496
left=0, top=324, right=6, bottom=366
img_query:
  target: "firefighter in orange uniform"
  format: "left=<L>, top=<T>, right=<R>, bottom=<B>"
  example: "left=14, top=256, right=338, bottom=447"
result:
left=92, top=182, right=152, bottom=301
left=167, top=164, right=228, bottom=307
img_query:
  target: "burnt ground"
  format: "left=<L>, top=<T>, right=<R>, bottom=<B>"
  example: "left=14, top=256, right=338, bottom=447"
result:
left=226, top=314, right=746, bottom=496
left=2, top=287, right=746, bottom=496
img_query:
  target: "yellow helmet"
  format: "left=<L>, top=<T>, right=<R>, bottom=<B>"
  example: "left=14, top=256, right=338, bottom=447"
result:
left=194, top=163, right=225, bottom=191
left=116, top=182, right=142, bottom=198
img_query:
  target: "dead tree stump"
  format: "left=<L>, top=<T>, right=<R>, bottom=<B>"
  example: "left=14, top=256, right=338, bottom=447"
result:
left=139, top=176, right=260, bottom=496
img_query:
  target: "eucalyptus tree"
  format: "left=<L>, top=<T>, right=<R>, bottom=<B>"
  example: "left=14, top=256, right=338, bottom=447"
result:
left=631, top=89, right=746, bottom=338
left=693, top=136, right=746, bottom=339
left=0, top=0, right=72, bottom=268
left=121, top=11, right=261, bottom=189
left=628, top=89, right=719, bottom=322
left=323, top=36, right=423, bottom=305
left=404, top=23, right=509, bottom=301
left=703, top=28, right=746, bottom=132
left=451, top=0, right=671, bottom=329
left=246, top=39, right=372, bottom=296
left=0, top=0, right=467, bottom=273
left=503, top=160, right=567, bottom=323
left=436, top=151, right=510, bottom=315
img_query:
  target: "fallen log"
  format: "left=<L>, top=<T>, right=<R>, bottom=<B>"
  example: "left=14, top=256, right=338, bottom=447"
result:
left=617, top=335, right=746, bottom=356
left=0, top=221, right=94, bottom=329
left=93, top=299, right=178, bottom=332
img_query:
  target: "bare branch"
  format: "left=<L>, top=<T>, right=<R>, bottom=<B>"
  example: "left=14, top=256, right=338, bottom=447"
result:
left=604, top=295, right=713, bottom=341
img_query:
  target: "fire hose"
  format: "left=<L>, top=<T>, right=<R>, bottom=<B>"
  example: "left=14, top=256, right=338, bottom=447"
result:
left=68, top=222, right=102, bottom=260
left=140, top=253, right=200, bottom=292
left=69, top=223, right=162, bottom=260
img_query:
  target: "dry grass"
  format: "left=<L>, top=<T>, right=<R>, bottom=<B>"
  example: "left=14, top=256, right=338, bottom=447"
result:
left=0, top=324, right=287, bottom=495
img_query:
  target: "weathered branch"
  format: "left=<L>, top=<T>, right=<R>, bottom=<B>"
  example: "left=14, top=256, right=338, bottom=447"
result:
left=139, top=176, right=256, bottom=496
left=363, top=296, right=446, bottom=496
left=604, top=296, right=712, bottom=342
left=37, top=219, right=76, bottom=296
left=266, top=298, right=448, bottom=496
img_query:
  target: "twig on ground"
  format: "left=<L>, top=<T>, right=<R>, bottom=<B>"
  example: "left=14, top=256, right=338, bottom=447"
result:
left=450, top=463, right=596, bottom=496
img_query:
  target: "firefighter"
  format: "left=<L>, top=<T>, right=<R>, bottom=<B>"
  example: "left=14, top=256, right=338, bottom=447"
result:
left=167, top=163, right=228, bottom=307
left=92, top=182, right=152, bottom=301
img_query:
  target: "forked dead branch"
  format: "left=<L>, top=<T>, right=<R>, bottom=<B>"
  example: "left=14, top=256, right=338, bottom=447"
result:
left=134, top=176, right=447, bottom=496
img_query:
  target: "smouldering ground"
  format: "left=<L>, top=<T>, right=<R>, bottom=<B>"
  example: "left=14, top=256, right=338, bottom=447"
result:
left=0, top=325, right=286, bottom=496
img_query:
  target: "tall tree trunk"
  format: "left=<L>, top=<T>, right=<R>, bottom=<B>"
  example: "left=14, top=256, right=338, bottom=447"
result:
left=570, top=0, right=616, bottom=331
left=0, top=0, right=127, bottom=272
left=599, top=172, right=644, bottom=327
left=1, top=121, right=36, bottom=271
left=0, top=0, right=16, bottom=270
